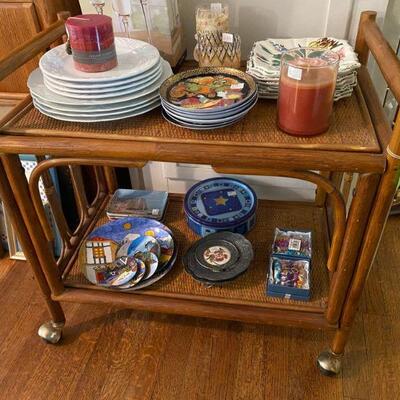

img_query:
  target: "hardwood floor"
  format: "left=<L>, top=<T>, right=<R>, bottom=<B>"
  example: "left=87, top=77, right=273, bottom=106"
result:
left=0, top=217, right=399, bottom=400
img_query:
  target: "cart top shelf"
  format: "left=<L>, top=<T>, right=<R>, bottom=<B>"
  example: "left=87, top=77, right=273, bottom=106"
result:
left=0, top=66, right=388, bottom=173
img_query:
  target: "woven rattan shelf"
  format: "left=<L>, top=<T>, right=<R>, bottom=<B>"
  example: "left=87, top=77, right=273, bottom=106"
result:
left=2, top=86, right=379, bottom=153
left=63, top=195, right=330, bottom=315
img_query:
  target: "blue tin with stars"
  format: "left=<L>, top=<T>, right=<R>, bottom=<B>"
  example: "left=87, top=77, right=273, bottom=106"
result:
left=184, top=177, right=257, bottom=237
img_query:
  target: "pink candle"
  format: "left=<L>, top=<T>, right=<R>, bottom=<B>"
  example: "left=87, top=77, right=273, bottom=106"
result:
left=66, top=14, right=118, bottom=73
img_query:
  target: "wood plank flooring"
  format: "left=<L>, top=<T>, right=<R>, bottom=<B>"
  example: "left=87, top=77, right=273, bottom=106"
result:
left=0, top=216, right=399, bottom=400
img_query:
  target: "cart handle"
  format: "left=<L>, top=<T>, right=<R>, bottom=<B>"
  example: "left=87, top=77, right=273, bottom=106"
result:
left=356, top=11, right=400, bottom=155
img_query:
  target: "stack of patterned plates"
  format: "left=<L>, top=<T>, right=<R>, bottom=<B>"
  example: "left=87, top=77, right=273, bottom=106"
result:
left=160, top=67, right=258, bottom=130
left=28, top=38, right=173, bottom=122
left=79, top=217, right=176, bottom=290
left=246, top=37, right=361, bottom=101
left=183, top=232, right=253, bottom=285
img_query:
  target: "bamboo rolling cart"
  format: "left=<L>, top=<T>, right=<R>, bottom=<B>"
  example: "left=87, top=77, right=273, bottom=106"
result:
left=0, top=11, right=399, bottom=376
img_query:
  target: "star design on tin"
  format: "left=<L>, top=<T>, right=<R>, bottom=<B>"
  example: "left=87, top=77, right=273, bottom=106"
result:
left=214, top=196, right=228, bottom=206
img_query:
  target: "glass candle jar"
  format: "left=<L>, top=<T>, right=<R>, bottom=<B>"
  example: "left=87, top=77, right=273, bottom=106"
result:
left=196, top=4, right=229, bottom=33
left=277, top=47, right=339, bottom=136
left=66, top=14, right=118, bottom=73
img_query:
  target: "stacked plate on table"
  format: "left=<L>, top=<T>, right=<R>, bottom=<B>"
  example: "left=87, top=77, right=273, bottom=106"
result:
left=183, top=232, right=253, bottom=286
left=79, top=217, right=176, bottom=290
left=28, top=38, right=173, bottom=123
left=160, top=67, right=258, bottom=130
left=246, top=37, right=361, bottom=101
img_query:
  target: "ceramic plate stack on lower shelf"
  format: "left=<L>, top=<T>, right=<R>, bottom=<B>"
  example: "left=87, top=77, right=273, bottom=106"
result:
left=160, top=67, right=258, bottom=130
left=79, top=217, right=176, bottom=290
left=246, top=37, right=361, bottom=101
left=28, top=38, right=173, bottom=122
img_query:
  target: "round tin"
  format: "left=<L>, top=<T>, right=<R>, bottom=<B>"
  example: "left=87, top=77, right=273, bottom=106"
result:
left=184, top=177, right=257, bottom=237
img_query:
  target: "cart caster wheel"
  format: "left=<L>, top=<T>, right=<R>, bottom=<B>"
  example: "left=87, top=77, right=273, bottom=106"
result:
left=317, top=349, right=342, bottom=376
left=38, top=321, right=64, bottom=344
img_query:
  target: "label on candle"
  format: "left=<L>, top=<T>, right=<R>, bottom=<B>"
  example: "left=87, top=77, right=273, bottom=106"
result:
left=231, top=83, right=244, bottom=90
left=222, top=33, right=234, bottom=43
left=287, top=65, right=302, bottom=81
left=210, top=3, right=222, bottom=13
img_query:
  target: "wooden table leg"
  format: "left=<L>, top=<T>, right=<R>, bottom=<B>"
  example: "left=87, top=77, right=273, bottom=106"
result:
left=318, top=154, right=399, bottom=375
left=0, top=159, right=65, bottom=343
left=103, top=166, right=118, bottom=193
left=326, top=173, right=380, bottom=324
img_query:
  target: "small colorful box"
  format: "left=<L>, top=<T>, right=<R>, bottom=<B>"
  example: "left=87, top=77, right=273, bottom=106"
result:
left=267, top=228, right=312, bottom=301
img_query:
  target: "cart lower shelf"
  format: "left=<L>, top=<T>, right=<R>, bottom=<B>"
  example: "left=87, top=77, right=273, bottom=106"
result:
left=60, top=195, right=334, bottom=329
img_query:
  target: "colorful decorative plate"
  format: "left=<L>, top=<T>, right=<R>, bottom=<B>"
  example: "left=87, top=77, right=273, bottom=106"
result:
left=79, top=217, right=175, bottom=289
left=135, top=251, right=159, bottom=279
left=117, top=258, right=147, bottom=289
left=160, top=67, right=257, bottom=112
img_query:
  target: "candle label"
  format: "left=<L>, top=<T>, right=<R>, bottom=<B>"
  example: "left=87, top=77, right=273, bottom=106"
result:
left=222, top=33, right=234, bottom=43
left=210, top=3, right=222, bottom=13
left=71, top=44, right=117, bottom=65
left=287, top=66, right=302, bottom=81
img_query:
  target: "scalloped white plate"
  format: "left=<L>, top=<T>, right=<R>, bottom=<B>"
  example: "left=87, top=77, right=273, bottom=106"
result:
left=40, top=37, right=160, bottom=82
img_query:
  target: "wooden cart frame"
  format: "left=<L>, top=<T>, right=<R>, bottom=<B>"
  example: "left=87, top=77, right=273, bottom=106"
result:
left=0, top=11, right=399, bottom=375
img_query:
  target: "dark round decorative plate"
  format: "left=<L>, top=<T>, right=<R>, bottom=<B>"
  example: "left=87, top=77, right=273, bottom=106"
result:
left=183, top=232, right=254, bottom=284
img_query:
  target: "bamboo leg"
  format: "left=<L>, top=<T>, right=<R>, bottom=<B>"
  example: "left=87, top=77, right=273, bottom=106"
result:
left=0, top=240, right=4, bottom=258
left=0, top=160, right=65, bottom=324
left=104, top=166, right=118, bottom=193
left=1, top=154, right=64, bottom=295
left=315, top=171, right=332, bottom=206
left=326, top=173, right=380, bottom=324
left=318, top=155, right=399, bottom=375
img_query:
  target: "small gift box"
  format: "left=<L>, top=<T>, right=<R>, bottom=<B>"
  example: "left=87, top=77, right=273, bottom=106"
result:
left=267, top=228, right=312, bottom=301
left=272, top=228, right=312, bottom=258
left=267, top=256, right=311, bottom=301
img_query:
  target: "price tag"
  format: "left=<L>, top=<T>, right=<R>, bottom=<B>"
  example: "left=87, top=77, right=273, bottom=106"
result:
left=288, top=238, right=302, bottom=251
left=231, top=83, right=244, bottom=90
left=210, top=3, right=222, bottom=13
left=287, top=65, right=302, bottom=81
left=222, top=33, right=234, bottom=43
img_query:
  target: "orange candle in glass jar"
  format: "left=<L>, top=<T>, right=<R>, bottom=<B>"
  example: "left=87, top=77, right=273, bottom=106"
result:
left=277, top=48, right=339, bottom=136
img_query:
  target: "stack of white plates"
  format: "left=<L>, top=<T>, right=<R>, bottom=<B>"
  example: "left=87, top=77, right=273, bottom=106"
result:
left=28, top=38, right=173, bottom=122
left=246, top=37, right=361, bottom=101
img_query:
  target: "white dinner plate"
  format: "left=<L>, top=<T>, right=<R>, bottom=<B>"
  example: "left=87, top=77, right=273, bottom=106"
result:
left=43, top=66, right=163, bottom=99
left=28, top=60, right=173, bottom=106
left=42, top=58, right=162, bottom=89
left=33, top=99, right=161, bottom=122
left=39, top=38, right=160, bottom=83
left=33, top=97, right=160, bottom=117
left=31, top=91, right=159, bottom=113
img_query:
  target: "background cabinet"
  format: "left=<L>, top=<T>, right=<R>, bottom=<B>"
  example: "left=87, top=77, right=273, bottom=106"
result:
left=0, top=0, right=81, bottom=93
